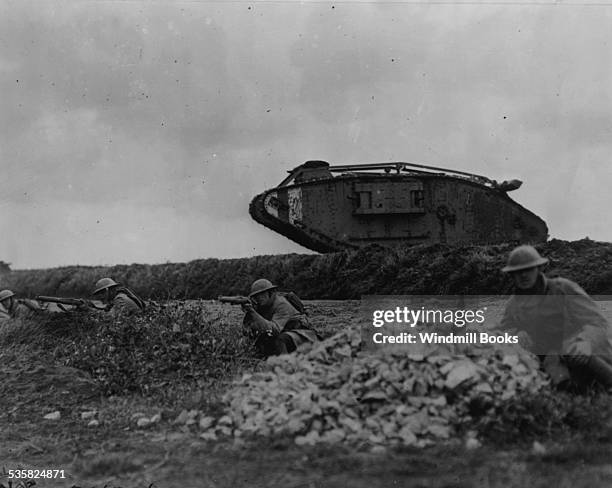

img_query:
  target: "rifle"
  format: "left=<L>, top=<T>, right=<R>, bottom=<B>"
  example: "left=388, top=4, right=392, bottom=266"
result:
left=217, top=296, right=252, bottom=305
left=36, top=296, right=106, bottom=311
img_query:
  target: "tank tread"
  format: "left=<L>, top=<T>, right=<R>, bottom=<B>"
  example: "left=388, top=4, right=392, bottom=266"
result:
left=249, top=191, right=357, bottom=253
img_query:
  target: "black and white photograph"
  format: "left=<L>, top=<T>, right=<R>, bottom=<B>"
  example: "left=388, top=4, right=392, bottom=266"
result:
left=1, top=0, right=612, bottom=486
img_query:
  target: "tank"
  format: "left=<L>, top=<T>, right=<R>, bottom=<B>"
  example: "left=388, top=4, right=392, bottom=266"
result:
left=249, top=161, right=548, bottom=253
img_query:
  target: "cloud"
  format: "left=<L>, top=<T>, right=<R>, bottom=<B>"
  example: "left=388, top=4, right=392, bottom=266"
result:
left=1, top=2, right=612, bottom=268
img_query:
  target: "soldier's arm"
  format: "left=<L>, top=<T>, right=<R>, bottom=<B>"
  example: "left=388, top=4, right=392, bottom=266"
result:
left=560, top=280, right=612, bottom=355
left=496, top=297, right=522, bottom=333
left=494, top=297, right=535, bottom=349
left=245, top=310, right=283, bottom=335
left=18, top=299, right=42, bottom=312
left=245, top=299, right=300, bottom=335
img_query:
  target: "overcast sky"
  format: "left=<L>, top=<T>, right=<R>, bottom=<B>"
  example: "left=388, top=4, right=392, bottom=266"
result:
left=1, top=0, right=611, bottom=269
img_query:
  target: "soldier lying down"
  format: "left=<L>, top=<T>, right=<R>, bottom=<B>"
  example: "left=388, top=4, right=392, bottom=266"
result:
left=240, top=279, right=318, bottom=357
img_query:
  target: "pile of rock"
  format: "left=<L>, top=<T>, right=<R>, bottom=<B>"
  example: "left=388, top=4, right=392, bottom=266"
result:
left=204, top=327, right=549, bottom=447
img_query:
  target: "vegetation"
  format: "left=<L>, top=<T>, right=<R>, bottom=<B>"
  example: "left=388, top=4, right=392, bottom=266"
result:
left=1, top=238, right=612, bottom=486
left=470, top=389, right=612, bottom=446
left=1, top=302, right=609, bottom=443
left=1, top=300, right=611, bottom=486
left=2, top=238, right=612, bottom=300
left=0, top=302, right=257, bottom=399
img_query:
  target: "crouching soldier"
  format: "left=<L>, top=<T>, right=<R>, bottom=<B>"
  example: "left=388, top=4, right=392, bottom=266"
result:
left=499, top=245, right=612, bottom=390
left=93, top=278, right=146, bottom=316
left=242, top=279, right=318, bottom=357
left=0, top=289, right=43, bottom=322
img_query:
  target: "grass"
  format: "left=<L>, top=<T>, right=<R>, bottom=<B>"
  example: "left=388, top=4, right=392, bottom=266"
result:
left=0, top=300, right=611, bottom=487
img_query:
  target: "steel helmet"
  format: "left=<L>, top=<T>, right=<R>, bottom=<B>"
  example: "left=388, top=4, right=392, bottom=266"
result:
left=94, top=277, right=119, bottom=295
left=501, top=245, right=549, bottom=273
left=0, top=289, right=15, bottom=301
left=248, top=278, right=278, bottom=298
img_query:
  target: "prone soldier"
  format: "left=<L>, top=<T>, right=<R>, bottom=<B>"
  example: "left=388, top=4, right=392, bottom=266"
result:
left=92, top=278, right=146, bottom=316
left=0, top=289, right=44, bottom=321
left=35, top=279, right=145, bottom=316
left=222, top=279, right=318, bottom=357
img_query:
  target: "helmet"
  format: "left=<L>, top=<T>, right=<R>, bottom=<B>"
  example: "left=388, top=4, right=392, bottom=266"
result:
left=0, top=289, right=15, bottom=301
left=502, top=245, right=549, bottom=273
left=94, top=277, right=119, bottom=295
left=248, top=279, right=278, bottom=298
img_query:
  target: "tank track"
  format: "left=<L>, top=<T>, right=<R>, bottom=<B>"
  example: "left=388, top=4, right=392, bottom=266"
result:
left=249, top=191, right=357, bottom=253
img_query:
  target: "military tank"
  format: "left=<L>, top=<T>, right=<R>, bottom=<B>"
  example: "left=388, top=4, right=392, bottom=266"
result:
left=249, top=161, right=548, bottom=253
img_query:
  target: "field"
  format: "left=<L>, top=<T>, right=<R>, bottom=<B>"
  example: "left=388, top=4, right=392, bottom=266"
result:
left=1, top=299, right=612, bottom=488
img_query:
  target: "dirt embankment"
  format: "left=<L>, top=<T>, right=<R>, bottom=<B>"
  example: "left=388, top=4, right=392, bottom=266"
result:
left=2, top=238, right=612, bottom=300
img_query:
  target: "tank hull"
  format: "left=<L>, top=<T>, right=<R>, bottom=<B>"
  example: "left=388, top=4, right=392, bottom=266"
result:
left=250, top=169, right=548, bottom=253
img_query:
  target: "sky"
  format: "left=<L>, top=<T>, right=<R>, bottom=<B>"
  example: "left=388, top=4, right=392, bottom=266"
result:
left=1, top=0, right=612, bottom=269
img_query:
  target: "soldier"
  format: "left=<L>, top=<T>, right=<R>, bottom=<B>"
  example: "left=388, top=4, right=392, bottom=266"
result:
left=0, top=289, right=42, bottom=321
left=0, top=289, right=16, bottom=321
left=92, top=278, right=145, bottom=315
left=499, top=245, right=612, bottom=390
left=242, top=279, right=318, bottom=357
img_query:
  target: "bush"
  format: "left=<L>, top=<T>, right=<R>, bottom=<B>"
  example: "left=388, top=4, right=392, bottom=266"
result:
left=38, top=302, right=258, bottom=396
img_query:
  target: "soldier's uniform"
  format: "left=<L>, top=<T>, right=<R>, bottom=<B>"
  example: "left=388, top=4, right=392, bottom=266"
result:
left=501, top=275, right=612, bottom=355
left=0, top=291, right=41, bottom=322
left=243, top=279, right=318, bottom=357
left=93, top=278, right=145, bottom=316
left=111, top=288, right=145, bottom=315
left=0, top=301, right=12, bottom=322
left=500, top=246, right=612, bottom=389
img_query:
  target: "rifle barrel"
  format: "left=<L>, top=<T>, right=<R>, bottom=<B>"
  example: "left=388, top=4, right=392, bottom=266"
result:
left=36, top=296, right=84, bottom=306
left=218, top=296, right=250, bottom=304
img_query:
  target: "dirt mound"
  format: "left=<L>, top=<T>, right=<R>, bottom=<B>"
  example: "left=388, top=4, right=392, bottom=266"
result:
left=3, top=238, right=612, bottom=299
